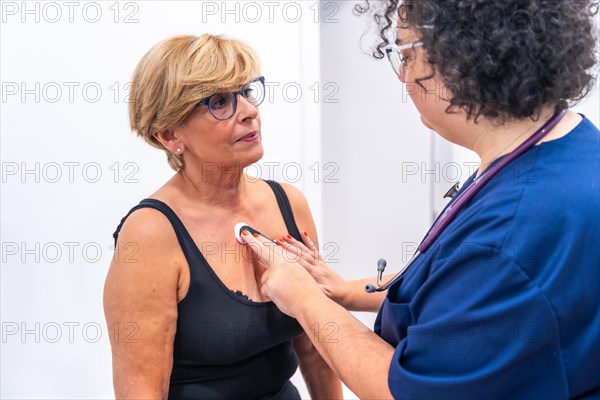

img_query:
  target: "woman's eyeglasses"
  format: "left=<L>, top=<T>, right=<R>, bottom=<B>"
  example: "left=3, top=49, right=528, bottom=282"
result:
left=197, top=76, right=266, bottom=120
left=385, top=41, right=423, bottom=77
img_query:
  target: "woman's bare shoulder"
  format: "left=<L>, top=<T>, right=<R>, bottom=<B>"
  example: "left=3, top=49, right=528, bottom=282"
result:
left=117, top=206, right=176, bottom=245
left=110, top=206, right=184, bottom=281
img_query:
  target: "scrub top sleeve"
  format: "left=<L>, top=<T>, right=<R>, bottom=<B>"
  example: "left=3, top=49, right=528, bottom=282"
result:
left=387, top=244, right=569, bottom=400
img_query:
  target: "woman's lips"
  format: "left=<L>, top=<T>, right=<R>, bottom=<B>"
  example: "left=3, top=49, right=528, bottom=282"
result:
left=237, top=131, right=260, bottom=142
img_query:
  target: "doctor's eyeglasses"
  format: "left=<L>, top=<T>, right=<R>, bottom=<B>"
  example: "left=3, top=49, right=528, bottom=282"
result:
left=197, top=76, right=265, bottom=120
left=385, top=41, right=423, bottom=77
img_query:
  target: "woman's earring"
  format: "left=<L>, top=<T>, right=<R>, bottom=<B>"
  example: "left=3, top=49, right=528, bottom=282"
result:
left=176, top=147, right=182, bottom=154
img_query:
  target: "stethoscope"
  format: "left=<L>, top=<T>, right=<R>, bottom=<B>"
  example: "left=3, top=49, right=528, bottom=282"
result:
left=365, top=108, right=568, bottom=293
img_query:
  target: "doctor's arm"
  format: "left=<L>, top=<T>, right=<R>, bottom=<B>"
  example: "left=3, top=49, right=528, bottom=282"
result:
left=294, top=287, right=395, bottom=399
left=277, top=233, right=391, bottom=312
left=280, top=183, right=343, bottom=399
left=242, top=231, right=394, bottom=399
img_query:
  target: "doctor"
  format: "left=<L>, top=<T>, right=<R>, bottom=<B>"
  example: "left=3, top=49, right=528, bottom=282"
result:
left=241, top=1, right=600, bottom=399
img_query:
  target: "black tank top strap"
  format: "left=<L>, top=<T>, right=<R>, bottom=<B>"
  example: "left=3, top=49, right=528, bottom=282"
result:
left=264, top=180, right=302, bottom=241
left=112, top=198, right=198, bottom=265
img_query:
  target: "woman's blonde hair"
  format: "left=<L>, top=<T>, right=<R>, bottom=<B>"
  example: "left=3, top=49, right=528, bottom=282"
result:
left=129, top=34, right=261, bottom=170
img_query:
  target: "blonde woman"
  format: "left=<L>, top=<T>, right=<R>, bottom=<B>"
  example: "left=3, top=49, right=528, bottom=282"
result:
left=103, top=34, right=342, bottom=399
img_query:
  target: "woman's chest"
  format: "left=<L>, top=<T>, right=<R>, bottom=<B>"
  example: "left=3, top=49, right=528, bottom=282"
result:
left=180, top=209, right=293, bottom=301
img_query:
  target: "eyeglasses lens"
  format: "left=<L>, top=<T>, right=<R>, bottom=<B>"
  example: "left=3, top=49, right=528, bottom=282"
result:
left=208, top=93, right=235, bottom=120
left=208, top=78, right=265, bottom=120
left=387, top=50, right=402, bottom=76
left=242, top=79, right=265, bottom=106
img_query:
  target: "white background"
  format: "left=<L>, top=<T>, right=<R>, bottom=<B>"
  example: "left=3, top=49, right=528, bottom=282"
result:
left=1, top=1, right=598, bottom=399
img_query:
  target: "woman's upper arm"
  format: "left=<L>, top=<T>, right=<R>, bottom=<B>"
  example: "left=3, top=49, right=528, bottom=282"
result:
left=104, top=208, right=182, bottom=399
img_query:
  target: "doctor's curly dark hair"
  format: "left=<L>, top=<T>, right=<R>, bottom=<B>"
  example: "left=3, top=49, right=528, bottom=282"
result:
left=355, top=0, right=599, bottom=123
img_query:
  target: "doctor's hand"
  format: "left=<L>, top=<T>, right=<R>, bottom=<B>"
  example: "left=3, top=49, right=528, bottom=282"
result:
left=276, top=232, right=352, bottom=307
left=240, top=230, right=328, bottom=319
left=279, top=233, right=388, bottom=313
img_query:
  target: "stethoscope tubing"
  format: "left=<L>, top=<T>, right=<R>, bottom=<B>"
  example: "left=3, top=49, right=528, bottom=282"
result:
left=366, top=108, right=568, bottom=293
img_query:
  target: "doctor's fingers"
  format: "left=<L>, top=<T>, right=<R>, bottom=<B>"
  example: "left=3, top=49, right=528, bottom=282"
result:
left=277, top=240, right=329, bottom=280
left=279, top=235, right=323, bottom=264
left=299, top=231, right=319, bottom=254
left=240, top=230, right=283, bottom=265
left=274, top=239, right=313, bottom=269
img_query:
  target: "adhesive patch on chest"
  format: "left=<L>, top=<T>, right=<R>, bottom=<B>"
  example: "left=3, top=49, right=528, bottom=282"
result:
left=233, top=222, right=277, bottom=244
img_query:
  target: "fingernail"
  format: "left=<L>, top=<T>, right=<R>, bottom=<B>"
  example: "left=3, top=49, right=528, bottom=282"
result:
left=253, top=233, right=259, bottom=238
left=242, top=230, right=249, bottom=236
left=303, top=231, right=308, bottom=236
left=287, top=234, right=292, bottom=239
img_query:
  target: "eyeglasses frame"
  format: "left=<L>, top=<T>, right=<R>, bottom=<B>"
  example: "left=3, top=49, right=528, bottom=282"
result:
left=385, top=41, right=424, bottom=76
left=196, top=76, right=266, bottom=120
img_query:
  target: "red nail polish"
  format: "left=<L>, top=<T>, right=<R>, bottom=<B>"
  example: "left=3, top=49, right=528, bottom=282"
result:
left=242, top=230, right=249, bottom=236
left=303, top=231, right=308, bottom=236
left=287, top=234, right=292, bottom=239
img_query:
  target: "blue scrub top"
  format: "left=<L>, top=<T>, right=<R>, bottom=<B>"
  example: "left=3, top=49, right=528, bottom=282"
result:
left=375, top=116, right=600, bottom=399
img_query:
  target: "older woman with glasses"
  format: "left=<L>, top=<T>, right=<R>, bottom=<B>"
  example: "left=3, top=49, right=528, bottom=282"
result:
left=103, top=34, right=341, bottom=399
left=241, top=1, right=600, bottom=399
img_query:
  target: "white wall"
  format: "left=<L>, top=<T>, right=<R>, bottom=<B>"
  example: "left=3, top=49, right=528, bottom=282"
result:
left=319, top=4, right=434, bottom=397
left=320, top=1, right=433, bottom=280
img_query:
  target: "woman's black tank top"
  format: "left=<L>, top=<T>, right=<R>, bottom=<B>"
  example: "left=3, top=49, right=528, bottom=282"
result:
left=112, top=181, right=305, bottom=399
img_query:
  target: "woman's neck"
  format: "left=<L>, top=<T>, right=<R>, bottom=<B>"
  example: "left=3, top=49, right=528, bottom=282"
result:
left=173, top=160, right=251, bottom=210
